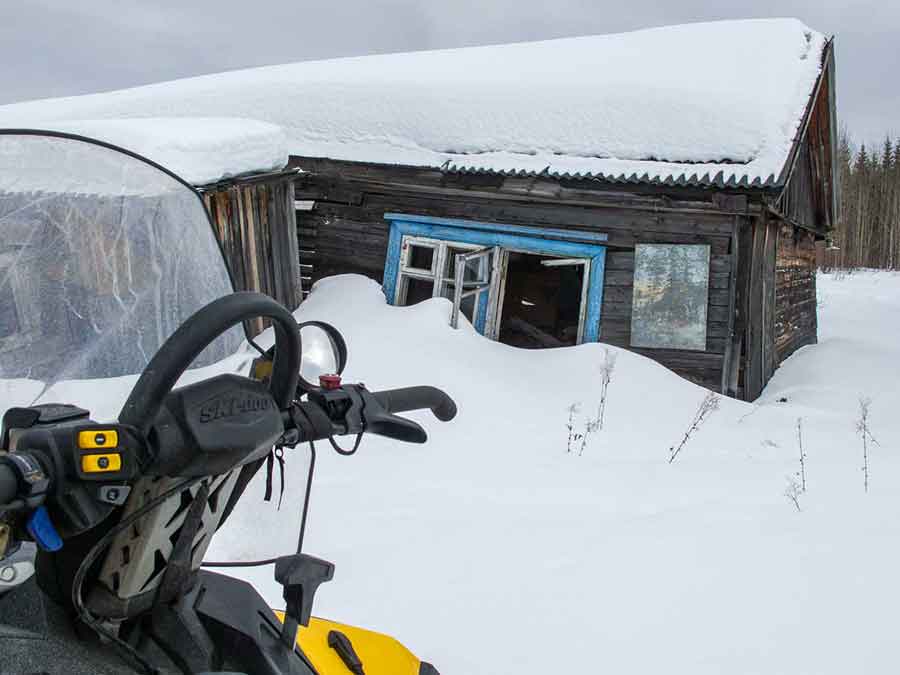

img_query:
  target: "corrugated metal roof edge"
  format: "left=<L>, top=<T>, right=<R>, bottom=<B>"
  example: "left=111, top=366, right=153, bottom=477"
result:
left=442, top=164, right=782, bottom=190
left=194, top=166, right=301, bottom=191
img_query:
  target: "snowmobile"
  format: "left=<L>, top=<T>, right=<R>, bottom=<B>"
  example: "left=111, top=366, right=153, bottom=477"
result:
left=0, top=130, right=454, bottom=675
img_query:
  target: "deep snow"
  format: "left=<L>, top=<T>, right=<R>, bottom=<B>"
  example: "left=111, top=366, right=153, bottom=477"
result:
left=0, top=19, right=826, bottom=184
left=207, top=271, right=900, bottom=675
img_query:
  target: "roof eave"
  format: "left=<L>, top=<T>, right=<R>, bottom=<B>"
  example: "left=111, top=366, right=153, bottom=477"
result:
left=773, top=37, right=837, bottom=214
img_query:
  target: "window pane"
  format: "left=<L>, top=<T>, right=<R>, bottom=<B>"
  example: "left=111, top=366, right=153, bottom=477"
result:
left=630, top=244, right=710, bottom=350
left=407, top=245, right=435, bottom=272
left=441, top=283, right=477, bottom=322
left=402, top=276, right=434, bottom=305
left=446, top=248, right=489, bottom=284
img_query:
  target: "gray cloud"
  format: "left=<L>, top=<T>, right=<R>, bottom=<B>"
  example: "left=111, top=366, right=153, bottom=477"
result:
left=2, top=0, right=896, bottom=148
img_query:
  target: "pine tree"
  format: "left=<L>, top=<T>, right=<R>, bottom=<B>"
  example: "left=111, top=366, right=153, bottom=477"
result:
left=894, top=140, right=900, bottom=267
left=828, top=130, right=900, bottom=271
left=854, top=144, right=870, bottom=267
left=884, top=138, right=896, bottom=268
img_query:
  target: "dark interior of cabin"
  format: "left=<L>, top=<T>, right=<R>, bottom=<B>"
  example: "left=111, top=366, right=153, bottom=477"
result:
left=498, top=253, right=583, bottom=348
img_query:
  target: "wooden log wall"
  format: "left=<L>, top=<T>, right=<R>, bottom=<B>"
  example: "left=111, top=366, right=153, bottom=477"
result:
left=293, top=160, right=747, bottom=393
left=774, top=223, right=818, bottom=362
left=202, top=176, right=301, bottom=336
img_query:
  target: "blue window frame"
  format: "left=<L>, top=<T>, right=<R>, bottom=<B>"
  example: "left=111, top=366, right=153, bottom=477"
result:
left=383, top=214, right=608, bottom=343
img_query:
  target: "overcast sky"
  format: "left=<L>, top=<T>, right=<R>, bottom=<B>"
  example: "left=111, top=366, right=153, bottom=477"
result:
left=2, top=1, right=896, bottom=149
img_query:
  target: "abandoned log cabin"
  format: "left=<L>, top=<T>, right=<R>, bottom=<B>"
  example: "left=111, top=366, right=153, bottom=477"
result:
left=288, top=23, right=837, bottom=400
left=0, top=19, right=836, bottom=400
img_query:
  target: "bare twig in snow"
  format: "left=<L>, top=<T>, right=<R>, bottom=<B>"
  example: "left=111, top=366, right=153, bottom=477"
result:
left=595, top=349, right=617, bottom=432
left=737, top=404, right=761, bottom=425
left=578, top=418, right=598, bottom=456
left=784, top=474, right=802, bottom=512
left=796, top=417, right=807, bottom=492
left=856, top=397, right=879, bottom=492
left=578, top=349, right=617, bottom=456
left=668, top=391, right=720, bottom=463
left=566, top=403, right=582, bottom=454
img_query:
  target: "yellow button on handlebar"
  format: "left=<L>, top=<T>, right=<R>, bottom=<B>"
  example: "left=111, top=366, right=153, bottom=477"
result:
left=78, top=429, right=118, bottom=449
left=81, top=453, right=122, bottom=474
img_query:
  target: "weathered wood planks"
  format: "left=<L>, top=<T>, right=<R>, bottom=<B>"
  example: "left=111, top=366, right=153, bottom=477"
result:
left=202, top=174, right=301, bottom=336
left=774, top=224, right=818, bottom=363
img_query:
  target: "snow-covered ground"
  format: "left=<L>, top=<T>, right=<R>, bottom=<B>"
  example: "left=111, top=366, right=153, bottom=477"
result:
left=209, top=271, right=900, bottom=675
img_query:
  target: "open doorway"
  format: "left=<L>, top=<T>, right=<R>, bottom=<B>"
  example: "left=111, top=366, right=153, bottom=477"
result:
left=497, top=252, right=586, bottom=348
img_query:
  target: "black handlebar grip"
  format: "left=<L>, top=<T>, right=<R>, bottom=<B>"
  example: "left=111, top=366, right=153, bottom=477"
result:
left=0, top=463, right=19, bottom=508
left=373, top=387, right=457, bottom=422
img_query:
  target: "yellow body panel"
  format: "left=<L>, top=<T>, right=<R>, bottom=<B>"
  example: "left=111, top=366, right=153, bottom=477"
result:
left=80, top=453, right=122, bottom=473
left=274, top=611, right=421, bottom=675
left=77, top=429, right=118, bottom=449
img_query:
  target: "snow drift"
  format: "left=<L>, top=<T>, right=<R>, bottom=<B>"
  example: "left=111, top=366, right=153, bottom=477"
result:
left=208, top=272, right=900, bottom=675
left=3, top=271, right=897, bottom=674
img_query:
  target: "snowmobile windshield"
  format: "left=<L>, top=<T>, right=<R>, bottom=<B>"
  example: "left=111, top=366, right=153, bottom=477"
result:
left=0, top=131, right=245, bottom=420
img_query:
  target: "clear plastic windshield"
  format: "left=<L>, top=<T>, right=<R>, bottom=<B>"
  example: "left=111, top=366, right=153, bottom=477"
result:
left=0, top=132, right=245, bottom=420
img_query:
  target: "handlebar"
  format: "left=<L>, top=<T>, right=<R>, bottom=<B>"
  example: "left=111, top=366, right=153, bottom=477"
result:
left=293, top=384, right=457, bottom=447
left=0, top=383, right=457, bottom=511
left=373, top=386, right=457, bottom=422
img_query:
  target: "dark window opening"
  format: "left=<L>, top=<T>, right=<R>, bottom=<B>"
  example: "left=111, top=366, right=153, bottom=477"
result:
left=403, top=277, right=434, bottom=305
left=499, top=252, right=583, bottom=348
left=407, top=245, right=435, bottom=272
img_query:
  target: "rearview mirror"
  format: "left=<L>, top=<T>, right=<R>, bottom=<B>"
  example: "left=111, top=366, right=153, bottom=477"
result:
left=250, top=320, right=348, bottom=397
left=297, top=321, right=348, bottom=392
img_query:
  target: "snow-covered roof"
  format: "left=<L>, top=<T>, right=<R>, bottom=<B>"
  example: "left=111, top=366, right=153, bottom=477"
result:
left=0, top=19, right=827, bottom=186
left=21, top=118, right=290, bottom=186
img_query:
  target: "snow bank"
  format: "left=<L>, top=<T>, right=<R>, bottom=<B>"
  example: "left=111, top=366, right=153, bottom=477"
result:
left=3, top=271, right=897, bottom=673
left=0, top=19, right=827, bottom=183
left=37, top=118, right=290, bottom=185
left=209, top=272, right=900, bottom=675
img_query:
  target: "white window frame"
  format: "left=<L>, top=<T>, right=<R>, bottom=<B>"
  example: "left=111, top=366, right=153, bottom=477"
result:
left=394, top=235, right=485, bottom=304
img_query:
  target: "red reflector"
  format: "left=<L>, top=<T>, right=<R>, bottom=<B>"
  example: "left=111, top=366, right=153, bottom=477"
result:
left=319, top=374, right=342, bottom=390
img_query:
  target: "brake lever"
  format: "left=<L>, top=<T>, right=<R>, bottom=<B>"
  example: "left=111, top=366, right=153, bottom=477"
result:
left=304, top=385, right=428, bottom=444
left=357, top=388, right=427, bottom=444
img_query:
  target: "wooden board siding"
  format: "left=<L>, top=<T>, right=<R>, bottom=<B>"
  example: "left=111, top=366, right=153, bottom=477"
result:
left=202, top=176, right=301, bottom=335
left=294, top=162, right=740, bottom=393
left=742, top=213, right=780, bottom=401
left=774, top=223, right=818, bottom=362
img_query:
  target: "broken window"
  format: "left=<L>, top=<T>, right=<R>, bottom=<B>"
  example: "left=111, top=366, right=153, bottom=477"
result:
left=498, top=253, right=586, bottom=348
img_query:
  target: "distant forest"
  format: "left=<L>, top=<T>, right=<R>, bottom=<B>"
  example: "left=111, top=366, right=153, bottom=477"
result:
left=827, top=130, right=900, bottom=270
